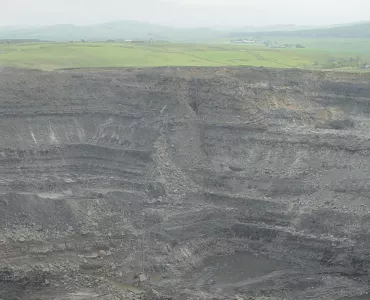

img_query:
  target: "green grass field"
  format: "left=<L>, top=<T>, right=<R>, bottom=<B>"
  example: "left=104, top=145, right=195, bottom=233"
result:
left=0, top=41, right=369, bottom=71
left=267, top=38, right=370, bottom=54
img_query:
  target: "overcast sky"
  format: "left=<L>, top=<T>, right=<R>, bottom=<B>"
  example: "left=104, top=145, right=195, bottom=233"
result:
left=2, top=0, right=369, bottom=28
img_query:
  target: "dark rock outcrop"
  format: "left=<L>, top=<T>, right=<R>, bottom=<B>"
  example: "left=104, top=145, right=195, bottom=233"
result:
left=0, top=67, right=370, bottom=299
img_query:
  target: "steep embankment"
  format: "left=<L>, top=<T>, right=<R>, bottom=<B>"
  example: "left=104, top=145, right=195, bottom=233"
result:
left=1, top=67, right=370, bottom=300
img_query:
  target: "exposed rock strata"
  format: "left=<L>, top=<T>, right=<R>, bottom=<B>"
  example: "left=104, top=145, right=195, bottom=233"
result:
left=0, top=67, right=370, bottom=299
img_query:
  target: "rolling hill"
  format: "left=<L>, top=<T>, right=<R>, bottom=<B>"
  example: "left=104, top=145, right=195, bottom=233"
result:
left=0, top=21, right=369, bottom=43
left=0, top=21, right=221, bottom=42
left=230, top=22, right=370, bottom=38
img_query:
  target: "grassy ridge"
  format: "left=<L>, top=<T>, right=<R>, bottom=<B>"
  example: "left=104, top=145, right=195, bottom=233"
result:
left=231, top=23, right=370, bottom=38
left=2, top=21, right=370, bottom=42
left=239, top=37, right=370, bottom=54
left=0, top=42, right=369, bottom=71
left=0, top=21, right=221, bottom=43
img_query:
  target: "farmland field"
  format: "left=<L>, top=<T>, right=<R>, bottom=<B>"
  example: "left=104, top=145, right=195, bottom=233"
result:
left=264, top=37, right=370, bottom=53
left=0, top=41, right=369, bottom=71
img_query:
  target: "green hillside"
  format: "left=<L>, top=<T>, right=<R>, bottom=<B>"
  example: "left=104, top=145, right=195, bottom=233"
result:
left=0, top=21, right=221, bottom=42
left=1, top=21, right=369, bottom=72
left=231, top=23, right=370, bottom=38
left=1, top=21, right=370, bottom=43
left=0, top=42, right=369, bottom=72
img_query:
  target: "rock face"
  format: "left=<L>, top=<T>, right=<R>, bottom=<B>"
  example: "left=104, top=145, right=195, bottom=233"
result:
left=0, top=67, right=370, bottom=299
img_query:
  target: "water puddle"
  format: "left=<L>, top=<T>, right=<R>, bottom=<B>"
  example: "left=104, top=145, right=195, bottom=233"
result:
left=109, top=279, right=144, bottom=294
left=195, top=251, right=289, bottom=286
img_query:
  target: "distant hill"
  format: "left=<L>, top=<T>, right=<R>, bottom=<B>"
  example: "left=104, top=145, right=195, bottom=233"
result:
left=1, top=21, right=370, bottom=43
left=230, top=22, right=370, bottom=38
left=225, top=24, right=321, bottom=32
left=0, top=21, right=221, bottom=42
left=0, top=39, right=46, bottom=44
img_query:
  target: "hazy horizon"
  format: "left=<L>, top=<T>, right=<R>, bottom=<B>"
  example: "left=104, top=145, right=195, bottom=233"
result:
left=2, top=0, right=370, bottom=28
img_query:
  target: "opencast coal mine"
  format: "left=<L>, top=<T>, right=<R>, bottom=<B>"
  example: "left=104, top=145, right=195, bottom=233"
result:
left=1, top=67, right=370, bottom=300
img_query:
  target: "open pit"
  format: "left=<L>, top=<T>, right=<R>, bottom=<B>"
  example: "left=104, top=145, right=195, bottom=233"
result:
left=1, top=67, right=370, bottom=300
